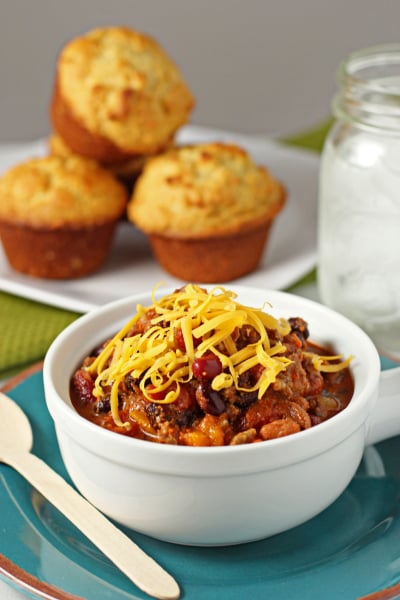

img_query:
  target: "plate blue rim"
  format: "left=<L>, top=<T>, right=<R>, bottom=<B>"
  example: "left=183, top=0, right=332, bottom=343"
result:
left=1, top=366, right=400, bottom=600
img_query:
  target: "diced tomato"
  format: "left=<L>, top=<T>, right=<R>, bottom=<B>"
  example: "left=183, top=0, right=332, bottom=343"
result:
left=174, top=327, right=201, bottom=351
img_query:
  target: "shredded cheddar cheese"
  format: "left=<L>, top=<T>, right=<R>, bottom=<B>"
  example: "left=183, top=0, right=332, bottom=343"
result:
left=85, top=284, right=352, bottom=429
left=306, top=352, right=354, bottom=373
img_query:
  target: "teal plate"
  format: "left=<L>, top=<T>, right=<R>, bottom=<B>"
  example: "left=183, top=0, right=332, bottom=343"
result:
left=1, top=366, right=400, bottom=600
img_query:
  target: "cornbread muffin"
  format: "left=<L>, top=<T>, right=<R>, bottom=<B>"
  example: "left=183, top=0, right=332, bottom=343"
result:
left=0, top=155, right=127, bottom=279
left=48, top=132, right=152, bottom=185
left=127, top=142, right=286, bottom=282
left=50, top=26, right=194, bottom=167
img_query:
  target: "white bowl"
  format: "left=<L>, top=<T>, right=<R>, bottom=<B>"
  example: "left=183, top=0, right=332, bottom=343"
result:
left=43, top=285, right=400, bottom=546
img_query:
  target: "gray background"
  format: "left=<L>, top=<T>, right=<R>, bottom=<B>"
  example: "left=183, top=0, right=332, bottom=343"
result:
left=0, top=7, right=399, bottom=599
left=1, top=0, right=400, bottom=141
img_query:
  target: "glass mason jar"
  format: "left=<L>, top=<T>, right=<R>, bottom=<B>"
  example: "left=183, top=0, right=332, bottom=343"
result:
left=318, top=44, right=400, bottom=359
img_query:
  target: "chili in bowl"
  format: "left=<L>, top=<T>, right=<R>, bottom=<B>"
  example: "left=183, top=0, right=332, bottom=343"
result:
left=70, top=284, right=354, bottom=447
left=43, top=284, right=397, bottom=546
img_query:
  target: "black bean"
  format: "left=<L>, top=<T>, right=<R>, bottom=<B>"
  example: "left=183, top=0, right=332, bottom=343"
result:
left=95, top=398, right=111, bottom=414
left=288, top=317, right=310, bottom=345
left=196, top=383, right=226, bottom=416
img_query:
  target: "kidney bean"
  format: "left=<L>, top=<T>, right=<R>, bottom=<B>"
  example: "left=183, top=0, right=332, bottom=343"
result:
left=192, top=353, right=223, bottom=380
left=71, top=369, right=95, bottom=404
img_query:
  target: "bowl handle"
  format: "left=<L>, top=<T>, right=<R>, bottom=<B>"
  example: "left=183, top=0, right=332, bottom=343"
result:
left=366, top=367, right=400, bottom=446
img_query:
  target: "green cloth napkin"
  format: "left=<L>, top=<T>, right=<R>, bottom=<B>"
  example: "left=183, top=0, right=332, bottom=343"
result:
left=0, top=120, right=332, bottom=380
left=0, top=291, right=80, bottom=378
left=280, top=118, right=333, bottom=153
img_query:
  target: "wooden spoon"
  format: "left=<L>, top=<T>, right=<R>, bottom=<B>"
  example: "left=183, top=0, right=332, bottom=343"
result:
left=0, top=391, right=180, bottom=600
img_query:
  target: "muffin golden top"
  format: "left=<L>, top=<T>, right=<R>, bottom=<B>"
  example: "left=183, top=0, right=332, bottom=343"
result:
left=55, top=26, right=195, bottom=154
left=0, top=155, right=127, bottom=228
left=127, top=142, right=286, bottom=237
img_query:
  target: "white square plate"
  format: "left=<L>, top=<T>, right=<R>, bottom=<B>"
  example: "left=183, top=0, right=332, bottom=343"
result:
left=0, top=125, right=319, bottom=312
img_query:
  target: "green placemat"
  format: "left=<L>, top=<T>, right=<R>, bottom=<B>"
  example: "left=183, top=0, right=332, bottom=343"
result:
left=281, top=118, right=333, bottom=153
left=0, top=291, right=80, bottom=379
left=0, top=120, right=331, bottom=380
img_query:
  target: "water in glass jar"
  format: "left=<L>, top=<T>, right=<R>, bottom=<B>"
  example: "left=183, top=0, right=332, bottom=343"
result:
left=318, top=129, right=400, bottom=358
